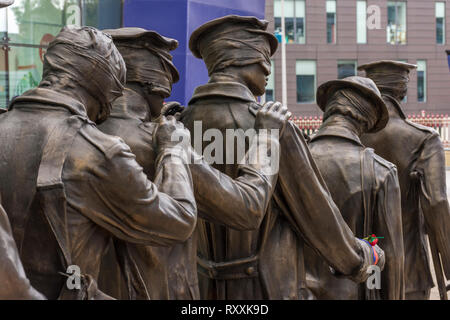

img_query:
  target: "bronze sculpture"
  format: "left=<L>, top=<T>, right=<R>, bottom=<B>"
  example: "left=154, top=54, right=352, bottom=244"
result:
left=0, top=26, right=198, bottom=299
left=305, top=76, right=404, bottom=300
left=98, top=27, right=287, bottom=300
left=0, top=203, right=45, bottom=299
left=0, top=0, right=45, bottom=301
left=359, top=60, right=450, bottom=300
left=182, top=15, right=384, bottom=300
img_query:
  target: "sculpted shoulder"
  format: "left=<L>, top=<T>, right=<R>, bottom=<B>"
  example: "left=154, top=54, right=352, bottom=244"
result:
left=78, top=122, right=133, bottom=160
left=368, top=148, right=399, bottom=179
left=404, top=119, right=440, bottom=138
left=183, top=98, right=257, bottom=130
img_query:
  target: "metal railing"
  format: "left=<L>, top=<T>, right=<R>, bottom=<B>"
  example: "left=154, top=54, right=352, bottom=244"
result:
left=293, top=111, right=450, bottom=148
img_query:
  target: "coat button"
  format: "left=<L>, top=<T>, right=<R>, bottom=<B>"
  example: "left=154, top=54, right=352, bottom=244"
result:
left=246, top=267, right=255, bottom=275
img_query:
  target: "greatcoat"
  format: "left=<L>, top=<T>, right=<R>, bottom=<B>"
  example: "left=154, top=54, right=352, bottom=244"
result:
left=361, top=96, right=450, bottom=296
left=0, top=202, right=45, bottom=299
left=181, top=80, right=372, bottom=300
left=98, top=87, right=276, bottom=299
left=306, top=124, right=404, bottom=300
left=0, top=88, right=197, bottom=299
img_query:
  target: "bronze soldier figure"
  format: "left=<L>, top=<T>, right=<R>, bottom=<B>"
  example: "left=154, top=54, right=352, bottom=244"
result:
left=305, top=76, right=405, bottom=300
left=182, top=15, right=384, bottom=300
left=359, top=60, right=450, bottom=300
left=0, top=205, right=45, bottom=299
left=0, top=26, right=197, bottom=299
left=98, top=27, right=285, bottom=300
left=0, top=0, right=45, bottom=301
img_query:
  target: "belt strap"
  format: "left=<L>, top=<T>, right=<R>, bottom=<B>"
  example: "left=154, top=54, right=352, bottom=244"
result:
left=197, top=255, right=259, bottom=280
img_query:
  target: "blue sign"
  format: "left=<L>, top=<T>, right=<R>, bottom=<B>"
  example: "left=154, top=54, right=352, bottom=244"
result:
left=123, top=0, right=266, bottom=106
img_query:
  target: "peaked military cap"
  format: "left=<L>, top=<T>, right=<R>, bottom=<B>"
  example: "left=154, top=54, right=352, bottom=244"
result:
left=103, top=27, right=180, bottom=83
left=189, top=15, right=278, bottom=59
left=358, top=60, right=417, bottom=75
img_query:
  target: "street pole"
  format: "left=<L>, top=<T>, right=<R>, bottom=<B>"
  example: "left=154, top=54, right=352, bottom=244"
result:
left=281, top=0, right=287, bottom=107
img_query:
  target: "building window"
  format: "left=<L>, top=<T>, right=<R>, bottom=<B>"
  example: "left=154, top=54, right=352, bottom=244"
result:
left=417, top=60, right=427, bottom=103
left=0, top=0, right=122, bottom=110
left=436, top=2, right=446, bottom=44
left=387, top=1, right=407, bottom=45
left=338, top=61, right=357, bottom=79
left=327, top=1, right=336, bottom=44
left=265, top=61, right=275, bottom=101
left=274, top=0, right=306, bottom=44
left=296, top=60, right=316, bottom=103
left=356, top=1, right=367, bottom=44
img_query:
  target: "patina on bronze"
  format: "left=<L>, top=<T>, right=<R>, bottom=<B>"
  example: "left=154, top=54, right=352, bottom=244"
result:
left=305, top=76, right=404, bottom=300
left=98, top=27, right=286, bottom=300
left=0, top=26, right=198, bottom=300
left=0, top=203, right=45, bottom=299
left=359, top=60, right=450, bottom=300
left=183, top=15, right=385, bottom=300
left=0, top=0, right=45, bottom=301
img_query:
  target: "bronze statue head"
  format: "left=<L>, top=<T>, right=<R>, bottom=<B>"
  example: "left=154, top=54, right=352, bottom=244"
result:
left=39, top=26, right=126, bottom=123
left=358, top=60, right=417, bottom=102
left=103, top=28, right=179, bottom=119
left=189, top=15, right=278, bottom=97
left=0, top=0, right=14, bottom=8
left=317, top=76, right=389, bottom=133
left=104, top=27, right=179, bottom=99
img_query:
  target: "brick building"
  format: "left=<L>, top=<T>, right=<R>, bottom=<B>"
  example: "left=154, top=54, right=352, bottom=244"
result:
left=264, top=0, right=450, bottom=117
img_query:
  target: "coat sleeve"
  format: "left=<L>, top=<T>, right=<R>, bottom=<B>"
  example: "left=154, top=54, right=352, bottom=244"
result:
left=276, top=122, right=365, bottom=277
left=0, top=204, right=46, bottom=300
left=191, top=134, right=278, bottom=231
left=413, top=134, right=450, bottom=278
left=373, top=163, right=405, bottom=300
left=70, top=135, right=197, bottom=247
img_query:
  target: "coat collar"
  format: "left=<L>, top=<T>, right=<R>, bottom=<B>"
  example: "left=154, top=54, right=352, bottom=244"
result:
left=189, top=80, right=256, bottom=104
left=311, top=124, right=364, bottom=147
left=9, top=87, right=89, bottom=118
left=382, top=94, right=406, bottom=119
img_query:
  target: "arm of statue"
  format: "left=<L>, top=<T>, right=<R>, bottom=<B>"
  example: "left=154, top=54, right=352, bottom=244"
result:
left=0, top=205, right=46, bottom=300
left=81, top=116, right=197, bottom=247
left=414, top=134, right=450, bottom=278
left=276, top=121, right=384, bottom=283
left=190, top=102, right=288, bottom=230
left=373, top=165, right=405, bottom=300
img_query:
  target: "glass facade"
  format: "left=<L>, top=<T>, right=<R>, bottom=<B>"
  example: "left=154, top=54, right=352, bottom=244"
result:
left=337, top=60, right=357, bottom=79
left=296, top=60, right=316, bottom=103
left=356, top=1, right=367, bottom=44
left=274, top=0, right=305, bottom=44
left=0, top=0, right=122, bottom=109
left=417, top=60, right=427, bottom=103
left=436, top=2, right=445, bottom=45
left=387, top=1, right=407, bottom=45
left=326, top=0, right=336, bottom=44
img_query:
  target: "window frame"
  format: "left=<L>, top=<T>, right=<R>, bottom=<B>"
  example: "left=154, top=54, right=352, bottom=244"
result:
left=337, top=60, right=358, bottom=79
left=387, top=1, right=407, bottom=45
left=274, top=0, right=306, bottom=44
left=417, top=60, right=427, bottom=103
left=356, top=0, right=367, bottom=44
left=436, top=2, right=446, bottom=45
left=296, top=60, right=317, bottom=104
left=326, top=0, right=337, bottom=44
